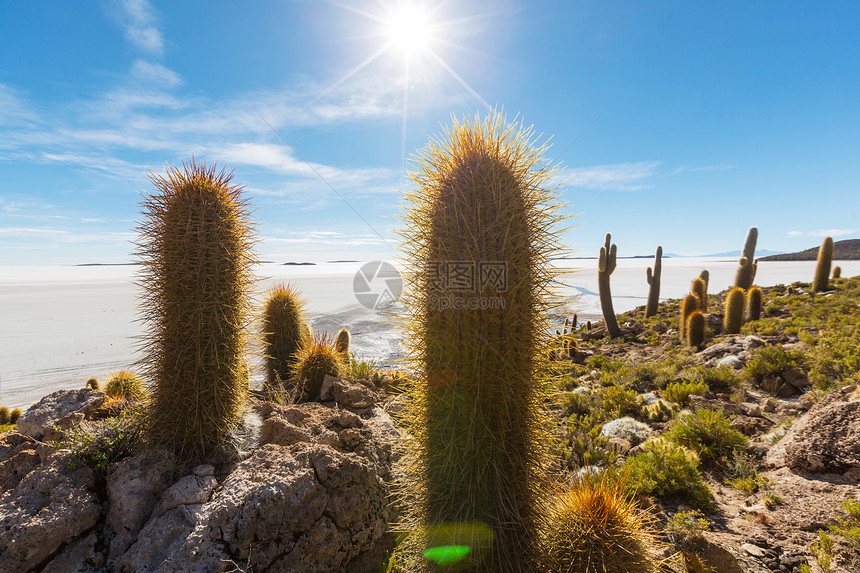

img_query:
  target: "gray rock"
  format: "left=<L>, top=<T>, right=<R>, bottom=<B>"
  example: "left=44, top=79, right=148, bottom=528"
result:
left=0, top=454, right=102, bottom=573
left=320, top=375, right=379, bottom=409
left=738, top=402, right=762, bottom=417
left=107, top=453, right=174, bottom=559
left=42, top=532, right=105, bottom=573
left=699, top=337, right=744, bottom=360
left=117, top=443, right=390, bottom=573
left=783, top=367, right=810, bottom=389
left=639, top=392, right=659, bottom=405
left=718, top=355, right=744, bottom=369
left=766, top=384, right=860, bottom=472
left=153, top=474, right=218, bottom=517
left=742, top=542, right=767, bottom=558
left=743, top=336, right=767, bottom=352
left=16, top=389, right=104, bottom=441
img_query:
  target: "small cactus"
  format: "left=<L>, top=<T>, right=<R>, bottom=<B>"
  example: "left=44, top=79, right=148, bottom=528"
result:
left=335, top=327, right=351, bottom=359
left=746, top=286, right=763, bottom=322
left=686, top=310, right=706, bottom=349
left=833, top=266, right=842, bottom=279
left=262, top=283, right=310, bottom=391
left=691, top=277, right=707, bottom=312
left=86, top=377, right=100, bottom=391
left=699, top=269, right=709, bottom=285
left=724, top=287, right=745, bottom=334
left=0, top=407, right=9, bottom=425
left=292, top=335, right=341, bottom=402
left=599, top=233, right=621, bottom=337
left=9, top=409, right=22, bottom=424
left=680, top=294, right=700, bottom=343
left=812, top=236, right=834, bottom=292
left=734, top=227, right=758, bottom=290
left=644, top=246, right=662, bottom=318
left=106, top=370, right=145, bottom=400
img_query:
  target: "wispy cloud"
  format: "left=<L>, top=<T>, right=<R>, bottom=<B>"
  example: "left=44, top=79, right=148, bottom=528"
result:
left=788, top=229, right=858, bottom=238
left=566, top=161, right=661, bottom=191
left=115, top=0, right=164, bottom=56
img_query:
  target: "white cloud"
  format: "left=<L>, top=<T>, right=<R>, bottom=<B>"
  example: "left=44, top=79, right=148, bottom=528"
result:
left=567, top=161, right=661, bottom=191
left=787, top=229, right=858, bottom=238
left=116, top=0, right=164, bottom=56
left=130, top=60, right=183, bottom=89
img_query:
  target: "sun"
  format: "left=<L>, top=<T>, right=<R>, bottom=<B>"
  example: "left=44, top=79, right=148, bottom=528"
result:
left=383, top=3, right=435, bottom=57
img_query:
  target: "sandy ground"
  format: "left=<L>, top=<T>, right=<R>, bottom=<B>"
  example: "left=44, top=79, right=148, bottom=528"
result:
left=2, top=259, right=858, bottom=409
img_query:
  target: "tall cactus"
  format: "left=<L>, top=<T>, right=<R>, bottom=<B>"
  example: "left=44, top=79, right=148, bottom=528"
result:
left=262, top=283, right=309, bottom=392
left=398, top=113, right=563, bottom=571
left=812, top=236, right=834, bottom=292
left=734, top=227, right=758, bottom=290
left=724, top=287, right=745, bottom=334
left=599, top=233, right=621, bottom=337
left=746, top=286, right=763, bottom=322
left=136, top=160, right=256, bottom=461
left=687, top=310, right=706, bottom=349
left=644, top=246, right=662, bottom=318
left=680, top=294, right=700, bottom=343
left=691, top=277, right=707, bottom=312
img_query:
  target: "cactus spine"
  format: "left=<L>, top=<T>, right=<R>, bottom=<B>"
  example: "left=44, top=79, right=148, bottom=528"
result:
left=687, top=310, right=706, bottom=349
left=812, top=236, right=834, bottom=292
left=680, top=294, right=700, bottom=343
left=724, top=287, right=745, bottom=334
left=262, top=283, right=309, bottom=391
left=734, top=227, right=758, bottom=290
left=644, top=246, right=662, bottom=318
left=398, top=114, right=562, bottom=571
left=599, top=233, right=621, bottom=337
left=746, top=286, right=763, bottom=322
left=137, top=160, right=256, bottom=461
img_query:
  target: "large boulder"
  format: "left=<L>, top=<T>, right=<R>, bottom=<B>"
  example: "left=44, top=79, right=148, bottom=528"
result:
left=117, top=442, right=391, bottom=573
left=16, top=389, right=104, bottom=441
left=0, top=453, right=102, bottom=573
left=766, top=384, right=860, bottom=473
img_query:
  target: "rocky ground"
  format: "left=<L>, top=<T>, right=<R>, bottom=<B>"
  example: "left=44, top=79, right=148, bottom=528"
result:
left=0, top=279, right=858, bottom=572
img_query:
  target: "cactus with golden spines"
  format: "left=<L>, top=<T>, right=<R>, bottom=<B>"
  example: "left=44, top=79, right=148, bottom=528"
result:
left=812, top=236, right=834, bottom=292
left=691, top=277, right=707, bottom=312
left=724, top=287, right=746, bottom=334
left=734, top=227, right=758, bottom=290
left=397, top=113, right=563, bottom=571
left=686, top=310, right=706, bottom=349
left=136, top=159, right=256, bottom=461
left=334, top=327, right=351, bottom=361
left=680, top=294, right=700, bottom=343
left=262, top=284, right=310, bottom=392
left=833, top=266, right=842, bottom=279
left=746, top=286, right=763, bottom=322
left=599, top=233, right=621, bottom=337
left=644, top=246, right=662, bottom=318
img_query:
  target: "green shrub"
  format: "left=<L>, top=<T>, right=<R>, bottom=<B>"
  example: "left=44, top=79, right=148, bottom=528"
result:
left=600, top=385, right=640, bottom=419
left=666, top=510, right=710, bottom=546
left=345, top=353, right=378, bottom=380
left=615, top=438, right=714, bottom=510
left=56, top=408, right=146, bottom=472
left=744, top=345, right=804, bottom=385
left=663, top=380, right=708, bottom=405
left=830, top=498, right=860, bottom=558
left=807, top=334, right=860, bottom=390
left=600, top=417, right=652, bottom=445
left=664, top=408, right=747, bottom=467
left=586, top=355, right=626, bottom=373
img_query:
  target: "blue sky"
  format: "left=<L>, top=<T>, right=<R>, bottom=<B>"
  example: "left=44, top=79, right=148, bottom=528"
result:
left=1, top=0, right=858, bottom=265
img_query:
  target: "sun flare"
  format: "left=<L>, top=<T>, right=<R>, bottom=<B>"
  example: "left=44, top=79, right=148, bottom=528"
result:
left=383, top=3, right=435, bottom=56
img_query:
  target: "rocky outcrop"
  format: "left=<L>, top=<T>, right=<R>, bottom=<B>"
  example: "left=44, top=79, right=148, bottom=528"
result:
left=16, top=388, right=104, bottom=441
left=0, top=453, right=102, bottom=573
left=117, top=442, right=391, bottom=573
left=766, top=384, right=860, bottom=473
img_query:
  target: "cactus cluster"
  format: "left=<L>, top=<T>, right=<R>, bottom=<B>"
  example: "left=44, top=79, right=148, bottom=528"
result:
left=599, top=233, right=621, bottom=337
left=136, top=159, right=256, bottom=461
left=397, top=113, right=563, bottom=571
left=812, top=236, right=833, bottom=292
left=644, top=246, right=662, bottom=318
left=554, top=315, right=578, bottom=360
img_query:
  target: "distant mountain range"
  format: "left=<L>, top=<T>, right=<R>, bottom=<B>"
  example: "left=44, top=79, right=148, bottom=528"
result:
left=760, top=239, right=860, bottom=261
left=697, top=249, right=786, bottom=258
